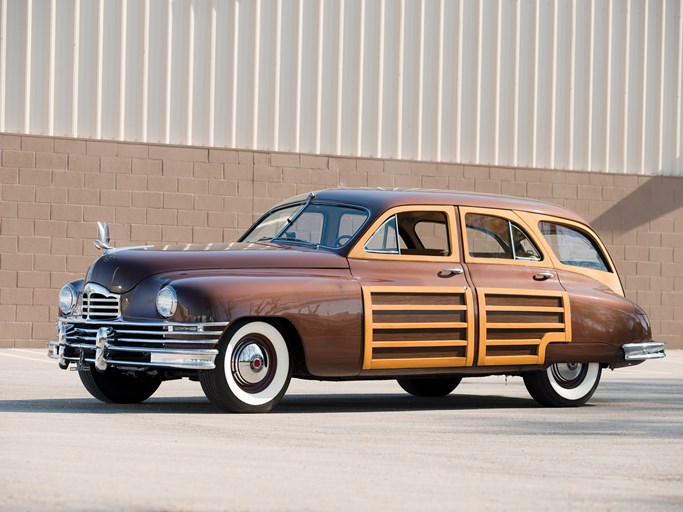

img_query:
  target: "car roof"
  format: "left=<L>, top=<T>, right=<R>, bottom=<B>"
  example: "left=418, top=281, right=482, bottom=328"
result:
left=278, top=188, right=587, bottom=224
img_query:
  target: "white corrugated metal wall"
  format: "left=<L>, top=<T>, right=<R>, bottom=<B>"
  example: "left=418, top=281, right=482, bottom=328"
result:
left=0, top=0, right=682, bottom=175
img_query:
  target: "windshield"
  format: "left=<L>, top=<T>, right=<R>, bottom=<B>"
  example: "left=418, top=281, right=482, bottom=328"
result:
left=241, top=203, right=369, bottom=249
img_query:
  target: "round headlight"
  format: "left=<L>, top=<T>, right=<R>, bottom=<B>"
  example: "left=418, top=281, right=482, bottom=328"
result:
left=156, top=286, right=177, bottom=318
left=59, top=284, right=77, bottom=315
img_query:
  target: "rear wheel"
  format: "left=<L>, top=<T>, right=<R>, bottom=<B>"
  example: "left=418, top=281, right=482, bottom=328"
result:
left=523, top=362, right=602, bottom=407
left=79, top=365, right=162, bottom=404
left=397, top=377, right=462, bottom=397
left=200, top=321, right=292, bottom=413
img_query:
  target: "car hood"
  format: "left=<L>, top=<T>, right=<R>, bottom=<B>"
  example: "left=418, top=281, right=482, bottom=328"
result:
left=86, top=242, right=349, bottom=293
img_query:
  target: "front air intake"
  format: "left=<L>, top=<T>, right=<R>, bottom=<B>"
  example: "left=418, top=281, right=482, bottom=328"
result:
left=82, top=284, right=120, bottom=320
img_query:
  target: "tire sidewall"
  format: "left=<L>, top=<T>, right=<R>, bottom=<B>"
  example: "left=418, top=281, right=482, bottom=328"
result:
left=547, top=362, right=601, bottom=402
left=218, top=321, right=292, bottom=409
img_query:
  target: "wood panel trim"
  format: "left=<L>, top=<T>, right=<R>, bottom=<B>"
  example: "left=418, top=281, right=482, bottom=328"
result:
left=477, top=287, right=572, bottom=366
left=362, top=285, right=474, bottom=370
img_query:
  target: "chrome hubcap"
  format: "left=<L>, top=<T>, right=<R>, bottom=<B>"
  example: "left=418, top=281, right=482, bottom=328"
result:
left=233, top=341, right=270, bottom=386
left=551, top=363, right=585, bottom=387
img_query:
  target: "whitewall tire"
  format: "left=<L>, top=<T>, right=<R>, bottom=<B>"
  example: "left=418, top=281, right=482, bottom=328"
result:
left=200, top=321, right=292, bottom=413
left=523, top=362, right=602, bottom=407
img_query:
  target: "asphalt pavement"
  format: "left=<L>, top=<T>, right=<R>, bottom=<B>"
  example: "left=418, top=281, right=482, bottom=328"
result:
left=1, top=349, right=681, bottom=511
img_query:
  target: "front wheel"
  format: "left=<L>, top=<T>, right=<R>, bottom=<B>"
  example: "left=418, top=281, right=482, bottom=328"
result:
left=523, top=362, right=602, bottom=407
left=199, top=321, right=293, bottom=413
left=397, top=377, right=462, bottom=397
left=79, top=365, right=162, bottom=404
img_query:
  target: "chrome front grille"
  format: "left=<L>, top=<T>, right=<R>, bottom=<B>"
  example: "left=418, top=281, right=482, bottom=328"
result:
left=82, top=292, right=120, bottom=320
left=56, top=319, right=228, bottom=370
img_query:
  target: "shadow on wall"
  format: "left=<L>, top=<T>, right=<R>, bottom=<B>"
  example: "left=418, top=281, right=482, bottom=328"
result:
left=591, top=176, right=683, bottom=233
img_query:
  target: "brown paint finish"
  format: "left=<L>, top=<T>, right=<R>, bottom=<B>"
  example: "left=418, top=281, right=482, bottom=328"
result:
left=56, top=188, right=663, bottom=381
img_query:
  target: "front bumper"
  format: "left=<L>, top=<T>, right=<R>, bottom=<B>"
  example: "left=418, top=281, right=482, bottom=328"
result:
left=622, top=341, right=666, bottom=361
left=48, top=318, right=228, bottom=370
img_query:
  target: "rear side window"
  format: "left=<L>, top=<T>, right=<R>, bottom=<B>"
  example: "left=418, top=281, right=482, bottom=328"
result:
left=538, top=222, right=610, bottom=272
left=465, top=213, right=541, bottom=261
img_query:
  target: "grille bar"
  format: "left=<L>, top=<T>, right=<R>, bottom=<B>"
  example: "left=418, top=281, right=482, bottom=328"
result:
left=55, top=318, right=228, bottom=370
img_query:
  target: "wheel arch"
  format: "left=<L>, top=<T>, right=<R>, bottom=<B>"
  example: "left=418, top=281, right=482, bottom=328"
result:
left=224, top=315, right=311, bottom=378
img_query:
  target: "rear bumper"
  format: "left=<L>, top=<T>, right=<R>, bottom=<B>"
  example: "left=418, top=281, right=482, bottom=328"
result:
left=622, top=341, right=666, bottom=361
left=48, top=318, right=228, bottom=371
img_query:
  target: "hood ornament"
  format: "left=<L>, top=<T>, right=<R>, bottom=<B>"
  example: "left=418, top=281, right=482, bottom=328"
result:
left=94, top=221, right=112, bottom=252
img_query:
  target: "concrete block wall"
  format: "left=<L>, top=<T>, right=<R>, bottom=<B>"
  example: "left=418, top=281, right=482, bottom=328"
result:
left=1, top=133, right=681, bottom=349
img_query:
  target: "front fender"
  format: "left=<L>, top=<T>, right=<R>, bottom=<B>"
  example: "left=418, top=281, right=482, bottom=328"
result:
left=127, top=269, right=364, bottom=377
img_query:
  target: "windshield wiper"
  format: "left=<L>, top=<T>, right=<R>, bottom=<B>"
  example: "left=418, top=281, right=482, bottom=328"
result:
left=273, top=192, right=315, bottom=239
left=272, top=237, right=319, bottom=248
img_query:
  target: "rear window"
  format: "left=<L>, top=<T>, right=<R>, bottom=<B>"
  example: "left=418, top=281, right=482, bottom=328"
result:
left=538, top=222, right=610, bottom=272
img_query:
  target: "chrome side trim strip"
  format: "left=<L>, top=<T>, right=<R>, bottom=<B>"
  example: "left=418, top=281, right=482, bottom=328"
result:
left=58, top=318, right=228, bottom=328
left=623, top=341, right=666, bottom=361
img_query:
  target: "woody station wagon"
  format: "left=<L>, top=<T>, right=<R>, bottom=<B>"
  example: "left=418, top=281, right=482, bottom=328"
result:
left=48, top=189, right=665, bottom=412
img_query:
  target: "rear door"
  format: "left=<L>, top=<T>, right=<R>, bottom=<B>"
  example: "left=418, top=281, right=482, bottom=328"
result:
left=347, top=206, right=476, bottom=370
left=460, top=207, right=572, bottom=367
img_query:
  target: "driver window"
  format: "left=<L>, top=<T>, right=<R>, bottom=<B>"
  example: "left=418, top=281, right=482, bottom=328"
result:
left=364, top=210, right=451, bottom=257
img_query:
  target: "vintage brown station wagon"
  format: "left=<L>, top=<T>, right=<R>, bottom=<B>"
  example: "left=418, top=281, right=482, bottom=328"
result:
left=48, top=188, right=666, bottom=412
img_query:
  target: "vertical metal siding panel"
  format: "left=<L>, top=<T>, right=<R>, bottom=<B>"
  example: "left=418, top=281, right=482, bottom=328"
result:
left=568, top=0, right=576, bottom=170
left=335, top=0, right=345, bottom=155
left=47, top=0, right=55, bottom=135
left=677, top=0, right=683, bottom=176
left=273, top=0, right=281, bottom=151
left=359, top=0, right=378, bottom=158
left=315, top=1, right=324, bottom=153
left=512, top=0, right=520, bottom=166
left=586, top=0, right=595, bottom=170
left=622, top=2, right=632, bottom=172
left=0, top=0, right=5, bottom=132
left=395, top=0, right=403, bottom=159
left=604, top=1, right=613, bottom=172
left=207, top=0, right=216, bottom=146
left=474, top=1, right=483, bottom=164
left=95, top=0, right=103, bottom=139
left=293, top=0, right=302, bottom=152
left=640, top=0, right=650, bottom=174
left=657, top=1, right=666, bottom=172
left=299, top=0, right=317, bottom=154
left=355, top=0, right=365, bottom=156
left=142, top=0, right=150, bottom=142
left=23, top=0, right=31, bottom=133
left=252, top=0, right=260, bottom=149
left=550, top=0, right=558, bottom=169
left=71, top=0, right=79, bottom=137
left=185, top=1, right=194, bottom=145
left=497, top=0, right=514, bottom=166
left=379, top=0, right=398, bottom=159
left=119, top=0, right=127, bottom=141
left=375, top=0, right=386, bottom=158
left=416, top=0, right=424, bottom=160
left=493, top=0, right=502, bottom=166
left=230, top=0, right=238, bottom=148
left=435, top=0, right=443, bottom=162
left=455, top=0, right=463, bottom=162
left=531, top=1, right=539, bottom=168
left=163, top=1, right=172, bottom=143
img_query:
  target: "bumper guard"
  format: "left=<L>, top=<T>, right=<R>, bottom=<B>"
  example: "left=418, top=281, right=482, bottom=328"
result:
left=622, top=341, right=666, bottom=361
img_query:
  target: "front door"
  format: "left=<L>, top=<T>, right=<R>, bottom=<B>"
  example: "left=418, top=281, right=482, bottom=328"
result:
left=460, top=207, right=572, bottom=367
left=347, top=206, right=475, bottom=370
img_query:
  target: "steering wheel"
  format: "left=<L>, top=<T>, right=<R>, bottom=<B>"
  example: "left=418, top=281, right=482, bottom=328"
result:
left=334, top=235, right=353, bottom=248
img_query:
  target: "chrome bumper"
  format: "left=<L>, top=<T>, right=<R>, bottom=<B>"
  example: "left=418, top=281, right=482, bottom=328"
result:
left=622, top=341, right=666, bottom=361
left=48, top=318, right=228, bottom=370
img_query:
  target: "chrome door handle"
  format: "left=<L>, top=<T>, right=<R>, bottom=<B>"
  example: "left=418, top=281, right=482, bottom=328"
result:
left=439, top=268, right=464, bottom=277
left=533, top=271, right=554, bottom=281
